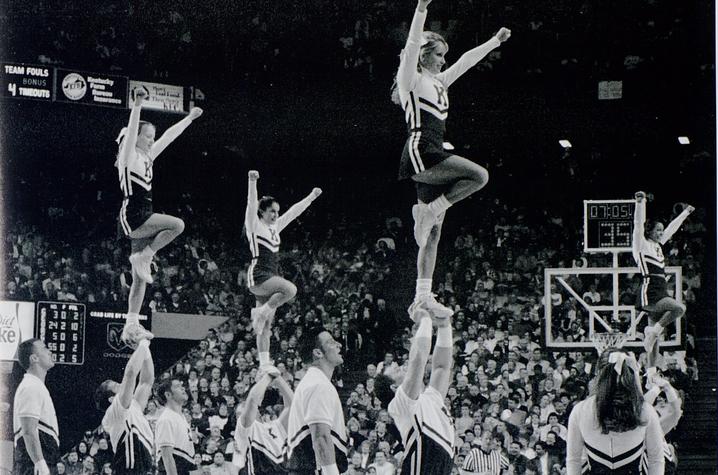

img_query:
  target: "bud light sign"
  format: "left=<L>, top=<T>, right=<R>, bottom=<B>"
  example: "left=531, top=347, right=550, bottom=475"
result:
left=0, top=301, right=35, bottom=360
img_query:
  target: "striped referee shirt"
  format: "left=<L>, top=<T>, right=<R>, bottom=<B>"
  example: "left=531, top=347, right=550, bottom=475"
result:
left=461, top=447, right=509, bottom=474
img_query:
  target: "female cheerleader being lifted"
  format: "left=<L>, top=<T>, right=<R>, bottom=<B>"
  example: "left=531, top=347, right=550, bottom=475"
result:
left=244, top=170, right=321, bottom=369
left=394, top=0, right=511, bottom=320
left=632, top=191, right=694, bottom=353
left=116, top=88, right=203, bottom=344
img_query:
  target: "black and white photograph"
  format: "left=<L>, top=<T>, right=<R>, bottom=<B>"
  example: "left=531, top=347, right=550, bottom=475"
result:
left=0, top=1, right=715, bottom=474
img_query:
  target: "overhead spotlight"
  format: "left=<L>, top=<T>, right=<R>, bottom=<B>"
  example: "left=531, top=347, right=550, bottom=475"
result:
left=558, top=139, right=572, bottom=149
left=677, top=136, right=690, bottom=145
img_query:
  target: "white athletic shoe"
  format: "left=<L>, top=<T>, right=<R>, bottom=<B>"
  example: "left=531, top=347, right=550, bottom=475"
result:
left=643, top=326, right=660, bottom=352
left=251, top=305, right=275, bottom=335
left=129, top=253, right=154, bottom=284
left=120, top=322, right=154, bottom=347
left=408, top=294, right=453, bottom=322
left=412, top=203, right=436, bottom=248
left=407, top=305, right=431, bottom=323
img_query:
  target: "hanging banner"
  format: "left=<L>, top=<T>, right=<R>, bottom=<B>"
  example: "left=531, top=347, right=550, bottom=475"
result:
left=55, top=68, right=128, bottom=108
left=0, top=301, right=35, bottom=361
left=129, top=80, right=186, bottom=113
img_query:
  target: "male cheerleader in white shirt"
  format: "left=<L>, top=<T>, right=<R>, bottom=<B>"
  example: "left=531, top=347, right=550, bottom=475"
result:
left=13, top=339, right=59, bottom=475
left=233, top=364, right=293, bottom=474
left=156, top=379, right=196, bottom=474
left=286, top=326, right=349, bottom=475
left=374, top=307, right=455, bottom=474
left=95, top=338, right=155, bottom=474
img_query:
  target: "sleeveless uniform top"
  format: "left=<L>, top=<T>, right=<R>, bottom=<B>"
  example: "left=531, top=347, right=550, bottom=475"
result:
left=388, top=386, right=455, bottom=475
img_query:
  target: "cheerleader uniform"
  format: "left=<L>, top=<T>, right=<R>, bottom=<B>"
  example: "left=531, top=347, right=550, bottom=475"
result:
left=102, top=398, right=155, bottom=474
left=396, top=7, right=501, bottom=180
left=388, top=386, right=455, bottom=475
left=233, top=418, right=288, bottom=474
left=566, top=396, right=665, bottom=475
left=632, top=200, right=691, bottom=309
left=244, top=180, right=317, bottom=288
left=116, top=105, right=193, bottom=237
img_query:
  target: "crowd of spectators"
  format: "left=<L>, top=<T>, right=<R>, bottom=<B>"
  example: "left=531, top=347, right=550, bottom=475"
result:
left=3, top=173, right=708, bottom=474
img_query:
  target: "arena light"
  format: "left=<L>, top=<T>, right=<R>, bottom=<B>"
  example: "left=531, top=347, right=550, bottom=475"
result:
left=677, top=136, right=690, bottom=145
left=559, top=139, right=572, bottom=149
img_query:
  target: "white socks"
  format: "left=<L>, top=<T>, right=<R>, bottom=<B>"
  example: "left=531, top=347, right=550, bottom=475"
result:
left=126, top=312, right=140, bottom=326
left=140, top=246, right=155, bottom=258
left=415, top=316, right=432, bottom=339
left=416, top=279, right=432, bottom=297
left=436, top=325, right=452, bottom=348
left=259, top=351, right=270, bottom=366
left=428, top=195, right=452, bottom=217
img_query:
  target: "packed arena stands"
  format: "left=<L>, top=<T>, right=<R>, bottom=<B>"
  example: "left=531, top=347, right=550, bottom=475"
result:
left=1, top=0, right=714, bottom=474
left=2, top=175, right=709, bottom=473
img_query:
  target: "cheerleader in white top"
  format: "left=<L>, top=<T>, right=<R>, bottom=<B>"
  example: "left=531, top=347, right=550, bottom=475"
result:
left=115, top=88, right=203, bottom=345
left=640, top=373, right=683, bottom=474
left=374, top=307, right=455, bottom=474
left=393, top=0, right=511, bottom=321
left=566, top=349, right=665, bottom=475
left=244, top=170, right=321, bottom=365
left=232, top=363, right=293, bottom=474
left=632, top=191, right=694, bottom=352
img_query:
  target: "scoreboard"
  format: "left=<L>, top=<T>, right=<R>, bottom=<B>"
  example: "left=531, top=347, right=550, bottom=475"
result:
left=1, top=61, right=191, bottom=113
left=1, top=63, right=52, bottom=101
left=36, top=301, right=86, bottom=365
left=583, top=200, right=635, bottom=253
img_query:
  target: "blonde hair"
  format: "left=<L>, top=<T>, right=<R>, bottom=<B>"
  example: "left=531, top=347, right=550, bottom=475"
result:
left=391, top=31, right=449, bottom=105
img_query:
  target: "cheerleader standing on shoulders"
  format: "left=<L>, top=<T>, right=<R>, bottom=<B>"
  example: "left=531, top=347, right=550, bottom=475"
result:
left=244, top=170, right=321, bottom=369
left=116, top=88, right=203, bottom=344
left=394, top=0, right=511, bottom=320
left=632, top=191, right=694, bottom=352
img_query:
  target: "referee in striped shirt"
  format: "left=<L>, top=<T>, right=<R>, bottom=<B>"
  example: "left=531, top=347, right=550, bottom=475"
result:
left=461, top=432, right=509, bottom=475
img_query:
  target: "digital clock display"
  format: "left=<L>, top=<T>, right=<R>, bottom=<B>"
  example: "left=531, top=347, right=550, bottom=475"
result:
left=583, top=200, right=636, bottom=252
left=36, top=301, right=86, bottom=365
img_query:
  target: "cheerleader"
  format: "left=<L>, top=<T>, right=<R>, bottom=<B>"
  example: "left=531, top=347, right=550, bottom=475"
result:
left=566, top=349, right=665, bottom=474
left=116, top=88, right=203, bottom=344
left=244, top=170, right=321, bottom=353
left=374, top=308, right=455, bottom=474
left=632, top=191, right=694, bottom=352
left=641, top=372, right=683, bottom=474
left=393, top=0, right=511, bottom=320
left=232, top=362, right=293, bottom=475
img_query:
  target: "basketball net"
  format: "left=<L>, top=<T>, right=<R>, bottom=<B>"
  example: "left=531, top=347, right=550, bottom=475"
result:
left=591, top=331, right=628, bottom=355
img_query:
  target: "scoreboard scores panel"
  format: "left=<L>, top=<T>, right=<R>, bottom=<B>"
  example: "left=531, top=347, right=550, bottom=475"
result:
left=583, top=200, right=636, bottom=253
left=36, top=301, right=86, bottom=365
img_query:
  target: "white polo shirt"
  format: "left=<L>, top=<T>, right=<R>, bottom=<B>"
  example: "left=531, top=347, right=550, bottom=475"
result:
left=286, top=367, right=348, bottom=470
left=13, top=373, right=59, bottom=448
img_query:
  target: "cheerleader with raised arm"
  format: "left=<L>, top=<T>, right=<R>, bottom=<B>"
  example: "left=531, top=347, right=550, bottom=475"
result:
left=393, top=0, right=511, bottom=320
left=244, top=170, right=321, bottom=369
left=632, top=191, right=694, bottom=352
left=115, top=88, right=203, bottom=345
